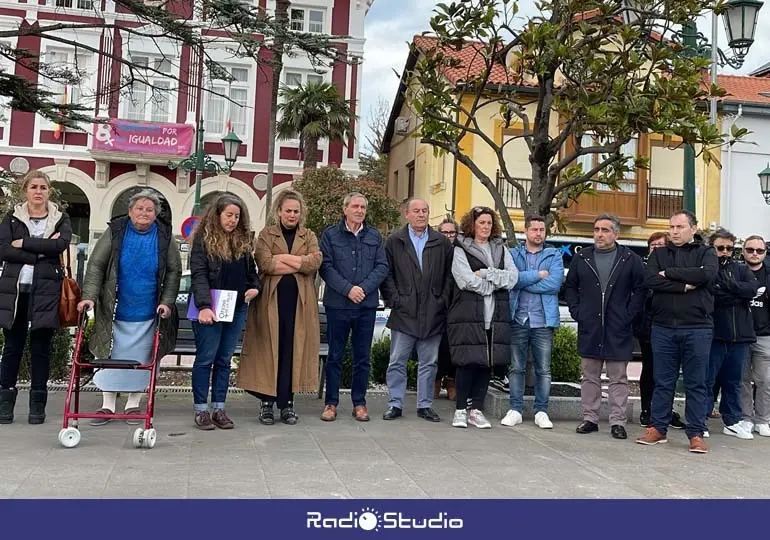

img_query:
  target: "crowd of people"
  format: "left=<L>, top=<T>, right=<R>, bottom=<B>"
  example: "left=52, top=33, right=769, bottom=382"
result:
left=0, top=170, right=767, bottom=456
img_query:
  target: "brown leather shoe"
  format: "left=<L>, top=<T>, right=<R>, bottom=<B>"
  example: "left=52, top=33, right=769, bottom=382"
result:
left=353, top=405, right=370, bottom=422
left=194, top=411, right=216, bottom=431
left=446, top=378, right=456, bottom=401
left=321, top=404, right=337, bottom=422
left=689, top=436, right=709, bottom=454
left=635, top=426, right=667, bottom=445
left=211, top=409, right=234, bottom=429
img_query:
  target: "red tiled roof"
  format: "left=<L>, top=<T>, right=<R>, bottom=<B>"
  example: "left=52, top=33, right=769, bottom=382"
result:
left=412, top=35, right=514, bottom=86
left=717, top=74, right=770, bottom=105
left=411, top=35, right=770, bottom=106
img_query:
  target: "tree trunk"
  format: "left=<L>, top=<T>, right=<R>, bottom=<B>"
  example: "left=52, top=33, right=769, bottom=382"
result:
left=302, top=133, right=319, bottom=170
left=265, top=0, right=291, bottom=225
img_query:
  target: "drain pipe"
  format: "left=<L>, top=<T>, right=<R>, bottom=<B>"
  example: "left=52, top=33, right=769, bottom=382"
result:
left=723, top=104, right=743, bottom=229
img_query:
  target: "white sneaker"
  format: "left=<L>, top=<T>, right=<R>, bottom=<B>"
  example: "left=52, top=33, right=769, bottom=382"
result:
left=739, top=420, right=755, bottom=434
left=500, top=409, right=523, bottom=427
left=534, top=411, right=554, bottom=429
left=724, top=423, right=754, bottom=440
left=703, top=430, right=710, bottom=438
left=754, top=423, right=770, bottom=437
left=468, top=409, right=492, bottom=429
left=452, top=409, right=468, bottom=428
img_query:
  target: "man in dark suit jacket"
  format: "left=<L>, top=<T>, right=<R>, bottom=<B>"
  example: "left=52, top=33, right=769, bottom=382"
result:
left=380, top=198, right=453, bottom=422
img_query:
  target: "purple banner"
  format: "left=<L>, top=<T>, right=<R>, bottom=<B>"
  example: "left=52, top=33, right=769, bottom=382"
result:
left=92, top=119, right=194, bottom=156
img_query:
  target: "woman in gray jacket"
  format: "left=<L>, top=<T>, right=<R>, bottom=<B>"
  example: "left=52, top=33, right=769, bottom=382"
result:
left=447, top=207, right=518, bottom=429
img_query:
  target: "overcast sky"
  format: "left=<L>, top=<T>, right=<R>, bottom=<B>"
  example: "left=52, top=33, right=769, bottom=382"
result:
left=360, top=0, right=770, bottom=153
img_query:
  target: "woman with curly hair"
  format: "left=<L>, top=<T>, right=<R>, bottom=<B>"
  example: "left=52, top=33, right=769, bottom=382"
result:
left=189, top=194, right=260, bottom=430
left=237, top=189, right=322, bottom=426
left=447, top=206, right=518, bottom=429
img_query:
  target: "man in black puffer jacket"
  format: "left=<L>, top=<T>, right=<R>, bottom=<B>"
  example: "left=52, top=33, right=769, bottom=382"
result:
left=707, top=228, right=758, bottom=440
left=636, top=210, right=718, bottom=454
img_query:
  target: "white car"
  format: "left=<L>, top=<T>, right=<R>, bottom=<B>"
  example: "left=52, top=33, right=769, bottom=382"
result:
left=317, top=281, right=391, bottom=347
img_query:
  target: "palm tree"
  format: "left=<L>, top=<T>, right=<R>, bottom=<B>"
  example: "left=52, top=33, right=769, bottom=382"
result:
left=276, top=81, right=355, bottom=170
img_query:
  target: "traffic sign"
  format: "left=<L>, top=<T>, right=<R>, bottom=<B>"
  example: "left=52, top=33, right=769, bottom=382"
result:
left=181, top=216, right=200, bottom=240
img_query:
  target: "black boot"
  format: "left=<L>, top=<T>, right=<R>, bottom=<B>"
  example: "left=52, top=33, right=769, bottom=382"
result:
left=0, top=387, right=18, bottom=424
left=28, top=389, right=47, bottom=425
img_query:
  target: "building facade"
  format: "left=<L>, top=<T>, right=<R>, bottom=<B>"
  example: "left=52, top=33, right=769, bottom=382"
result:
left=0, top=0, right=373, bottom=245
left=381, top=35, right=759, bottom=242
left=718, top=76, right=770, bottom=241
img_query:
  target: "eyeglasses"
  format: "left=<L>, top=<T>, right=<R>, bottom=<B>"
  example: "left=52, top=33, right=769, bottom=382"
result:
left=440, top=230, right=456, bottom=237
left=715, top=245, right=734, bottom=253
left=649, top=243, right=666, bottom=249
left=473, top=206, right=492, bottom=215
left=745, top=247, right=767, bottom=255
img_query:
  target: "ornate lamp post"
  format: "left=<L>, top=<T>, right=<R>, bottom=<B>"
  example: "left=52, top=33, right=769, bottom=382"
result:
left=169, top=117, right=243, bottom=216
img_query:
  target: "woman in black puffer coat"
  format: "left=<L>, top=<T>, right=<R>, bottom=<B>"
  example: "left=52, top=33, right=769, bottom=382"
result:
left=447, top=207, right=518, bottom=430
left=0, top=170, right=72, bottom=425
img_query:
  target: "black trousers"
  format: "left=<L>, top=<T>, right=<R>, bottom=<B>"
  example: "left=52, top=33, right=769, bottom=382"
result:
left=0, top=293, right=54, bottom=391
left=455, top=365, right=491, bottom=410
left=248, top=283, right=296, bottom=410
left=435, top=332, right=455, bottom=381
left=454, top=331, right=493, bottom=410
left=640, top=340, right=654, bottom=413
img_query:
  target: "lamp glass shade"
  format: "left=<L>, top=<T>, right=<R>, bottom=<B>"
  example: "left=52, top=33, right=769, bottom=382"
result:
left=723, top=0, right=763, bottom=50
left=222, top=130, right=242, bottom=167
left=759, top=163, right=770, bottom=193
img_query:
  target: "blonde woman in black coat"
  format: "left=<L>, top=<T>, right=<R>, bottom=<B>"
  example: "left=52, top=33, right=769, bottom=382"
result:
left=0, top=170, right=72, bottom=425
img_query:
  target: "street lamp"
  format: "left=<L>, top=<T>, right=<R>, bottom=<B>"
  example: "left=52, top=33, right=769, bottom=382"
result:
left=168, top=117, right=243, bottom=216
left=759, top=163, right=770, bottom=204
left=721, top=0, right=764, bottom=62
left=622, top=0, right=764, bottom=213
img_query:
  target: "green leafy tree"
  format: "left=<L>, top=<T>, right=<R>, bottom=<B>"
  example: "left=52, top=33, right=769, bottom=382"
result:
left=292, top=165, right=401, bottom=236
left=277, top=81, right=356, bottom=170
left=409, top=0, right=748, bottom=242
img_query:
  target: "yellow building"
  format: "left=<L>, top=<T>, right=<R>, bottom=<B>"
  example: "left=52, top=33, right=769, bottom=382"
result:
left=381, top=35, right=724, bottom=241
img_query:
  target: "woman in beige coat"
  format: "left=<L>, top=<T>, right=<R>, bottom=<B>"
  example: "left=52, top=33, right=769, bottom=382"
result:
left=237, top=189, right=322, bottom=425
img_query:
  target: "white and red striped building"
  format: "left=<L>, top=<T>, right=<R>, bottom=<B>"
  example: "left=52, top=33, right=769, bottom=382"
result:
left=0, top=0, right=373, bottom=243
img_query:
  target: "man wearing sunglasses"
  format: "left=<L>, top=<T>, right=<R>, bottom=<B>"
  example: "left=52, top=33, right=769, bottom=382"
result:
left=636, top=209, right=718, bottom=453
left=741, top=235, right=770, bottom=437
left=705, top=229, right=758, bottom=441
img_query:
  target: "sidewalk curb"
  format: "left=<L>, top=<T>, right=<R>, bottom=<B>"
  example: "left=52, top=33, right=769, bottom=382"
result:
left=484, top=387, right=688, bottom=421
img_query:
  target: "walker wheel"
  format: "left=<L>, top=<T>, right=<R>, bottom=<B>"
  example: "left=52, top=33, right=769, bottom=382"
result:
left=132, top=427, right=144, bottom=448
left=58, top=427, right=81, bottom=448
left=143, top=428, right=157, bottom=449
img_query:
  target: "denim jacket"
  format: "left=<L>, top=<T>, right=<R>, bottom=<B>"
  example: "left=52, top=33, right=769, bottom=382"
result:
left=319, top=219, right=389, bottom=310
left=508, top=244, right=563, bottom=328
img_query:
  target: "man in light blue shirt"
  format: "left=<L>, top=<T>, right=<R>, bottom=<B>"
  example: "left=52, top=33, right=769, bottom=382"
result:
left=408, top=225, right=429, bottom=269
left=502, top=215, right=563, bottom=430
left=380, top=198, right=454, bottom=423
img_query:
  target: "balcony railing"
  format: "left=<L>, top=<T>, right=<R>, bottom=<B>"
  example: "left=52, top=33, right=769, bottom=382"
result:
left=647, top=187, right=684, bottom=219
left=496, top=171, right=532, bottom=209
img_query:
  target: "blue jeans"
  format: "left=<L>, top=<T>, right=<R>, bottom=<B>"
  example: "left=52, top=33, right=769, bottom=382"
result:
left=508, top=321, right=553, bottom=414
left=324, top=307, right=376, bottom=407
left=650, top=325, right=712, bottom=438
left=386, top=330, right=440, bottom=409
left=191, top=304, right=247, bottom=413
left=707, top=341, right=749, bottom=427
